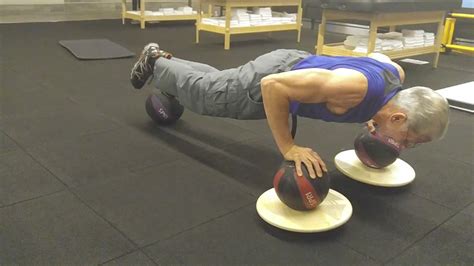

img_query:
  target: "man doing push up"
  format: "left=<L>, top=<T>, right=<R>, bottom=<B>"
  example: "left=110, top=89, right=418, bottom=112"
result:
left=129, top=43, right=449, bottom=179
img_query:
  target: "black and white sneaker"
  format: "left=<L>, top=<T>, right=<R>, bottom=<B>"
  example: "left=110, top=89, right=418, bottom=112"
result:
left=130, top=43, right=161, bottom=89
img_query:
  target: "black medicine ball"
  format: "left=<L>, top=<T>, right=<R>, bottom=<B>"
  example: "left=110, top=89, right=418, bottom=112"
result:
left=145, top=93, right=184, bottom=125
left=354, top=132, right=401, bottom=169
left=273, top=161, right=330, bottom=211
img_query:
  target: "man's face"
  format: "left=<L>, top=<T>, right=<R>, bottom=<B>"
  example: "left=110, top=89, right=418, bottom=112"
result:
left=376, top=121, right=430, bottom=149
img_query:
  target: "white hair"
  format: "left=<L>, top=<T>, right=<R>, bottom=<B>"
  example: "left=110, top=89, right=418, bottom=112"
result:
left=390, top=86, right=450, bottom=140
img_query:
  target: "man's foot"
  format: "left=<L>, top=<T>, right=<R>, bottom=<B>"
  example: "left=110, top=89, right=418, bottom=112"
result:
left=130, top=43, right=172, bottom=90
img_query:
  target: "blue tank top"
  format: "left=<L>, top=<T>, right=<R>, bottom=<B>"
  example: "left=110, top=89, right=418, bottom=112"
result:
left=290, top=56, right=402, bottom=123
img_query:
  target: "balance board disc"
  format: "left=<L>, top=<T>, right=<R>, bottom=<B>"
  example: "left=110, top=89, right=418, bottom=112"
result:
left=256, top=188, right=352, bottom=233
left=335, top=150, right=415, bottom=187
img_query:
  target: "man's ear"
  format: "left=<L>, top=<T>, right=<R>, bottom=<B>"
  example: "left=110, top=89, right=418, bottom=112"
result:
left=390, top=112, right=407, bottom=124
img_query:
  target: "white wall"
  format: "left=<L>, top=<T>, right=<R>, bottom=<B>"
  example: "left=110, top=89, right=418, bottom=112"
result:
left=0, top=0, right=190, bottom=23
left=0, top=0, right=166, bottom=4
left=0, top=0, right=64, bottom=5
left=0, top=0, right=63, bottom=4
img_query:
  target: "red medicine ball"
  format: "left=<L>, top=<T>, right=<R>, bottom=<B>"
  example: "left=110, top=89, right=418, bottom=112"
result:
left=273, top=161, right=330, bottom=211
left=354, top=132, right=401, bottom=169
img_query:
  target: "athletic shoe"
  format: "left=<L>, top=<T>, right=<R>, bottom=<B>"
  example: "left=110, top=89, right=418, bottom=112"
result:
left=130, top=43, right=160, bottom=89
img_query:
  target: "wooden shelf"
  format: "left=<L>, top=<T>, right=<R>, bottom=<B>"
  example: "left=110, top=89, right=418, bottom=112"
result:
left=199, top=22, right=297, bottom=34
left=196, top=0, right=303, bottom=49
left=124, top=11, right=198, bottom=21
left=121, top=0, right=198, bottom=29
left=316, top=9, right=445, bottom=68
left=322, top=43, right=438, bottom=59
left=202, top=0, right=298, bottom=7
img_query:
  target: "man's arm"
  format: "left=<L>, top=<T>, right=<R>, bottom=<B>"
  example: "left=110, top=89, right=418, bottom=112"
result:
left=261, top=69, right=332, bottom=155
left=261, top=68, right=366, bottom=178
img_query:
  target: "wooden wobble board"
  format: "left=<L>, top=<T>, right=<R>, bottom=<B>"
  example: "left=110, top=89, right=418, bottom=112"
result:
left=256, top=188, right=352, bottom=233
left=334, top=150, right=416, bottom=187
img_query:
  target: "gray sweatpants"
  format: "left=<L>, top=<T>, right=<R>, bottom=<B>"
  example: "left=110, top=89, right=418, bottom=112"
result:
left=153, top=49, right=310, bottom=120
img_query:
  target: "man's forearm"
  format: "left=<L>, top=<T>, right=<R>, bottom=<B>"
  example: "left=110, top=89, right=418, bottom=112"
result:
left=261, top=78, right=294, bottom=156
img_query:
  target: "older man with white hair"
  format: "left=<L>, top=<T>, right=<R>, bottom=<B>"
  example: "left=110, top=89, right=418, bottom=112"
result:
left=129, top=44, right=450, bottom=179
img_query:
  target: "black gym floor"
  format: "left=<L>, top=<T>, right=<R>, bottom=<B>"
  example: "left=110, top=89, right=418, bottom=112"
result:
left=1, top=20, right=473, bottom=265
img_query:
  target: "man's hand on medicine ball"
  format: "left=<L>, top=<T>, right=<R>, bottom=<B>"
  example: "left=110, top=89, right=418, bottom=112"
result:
left=284, top=145, right=327, bottom=179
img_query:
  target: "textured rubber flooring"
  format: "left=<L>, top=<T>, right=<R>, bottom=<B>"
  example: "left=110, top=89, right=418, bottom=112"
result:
left=1, top=19, right=473, bottom=265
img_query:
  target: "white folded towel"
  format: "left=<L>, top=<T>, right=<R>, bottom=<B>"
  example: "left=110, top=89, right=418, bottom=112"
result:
left=252, top=7, right=273, bottom=18
left=402, top=29, right=425, bottom=37
left=177, top=6, right=193, bottom=11
left=345, top=35, right=383, bottom=48
left=378, top=32, right=403, bottom=39
left=403, top=36, right=424, bottom=43
left=249, top=14, right=261, bottom=20
left=202, top=18, right=218, bottom=25
left=380, top=39, right=404, bottom=50
left=231, top=8, right=248, bottom=15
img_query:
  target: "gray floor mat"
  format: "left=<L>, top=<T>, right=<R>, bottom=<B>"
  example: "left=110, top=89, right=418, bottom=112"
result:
left=59, top=39, right=135, bottom=60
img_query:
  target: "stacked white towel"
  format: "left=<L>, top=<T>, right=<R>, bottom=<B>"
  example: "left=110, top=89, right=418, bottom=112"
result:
left=203, top=9, right=296, bottom=27
left=344, top=35, right=382, bottom=52
left=249, top=14, right=262, bottom=26
left=381, top=39, right=404, bottom=51
left=201, top=17, right=239, bottom=27
left=401, top=29, right=424, bottom=37
left=131, top=8, right=196, bottom=16
left=232, top=8, right=250, bottom=26
left=201, top=17, right=219, bottom=25
left=402, top=29, right=425, bottom=48
left=250, top=7, right=272, bottom=25
left=232, top=8, right=249, bottom=16
left=270, top=12, right=296, bottom=24
left=271, top=17, right=293, bottom=24
left=177, top=6, right=194, bottom=15
left=374, top=32, right=404, bottom=51
left=343, top=30, right=433, bottom=52
left=403, top=37, right=425, bottom=48
left=252, top=7, right=272, bottom=25
left=252, top=7, right=272, bottom=19
left=159, top=8, right=175, bottom=15
left=378, top=32, right=403, bottom=40
left=424, top=32, right=435, bottom=46
left=283, top=12, right=297, bottom=22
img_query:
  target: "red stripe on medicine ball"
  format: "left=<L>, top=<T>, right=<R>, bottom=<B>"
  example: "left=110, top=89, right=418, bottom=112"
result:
left=273, top=168, right=285, bottom=194
left=293, top=170, right=320, bottom=209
